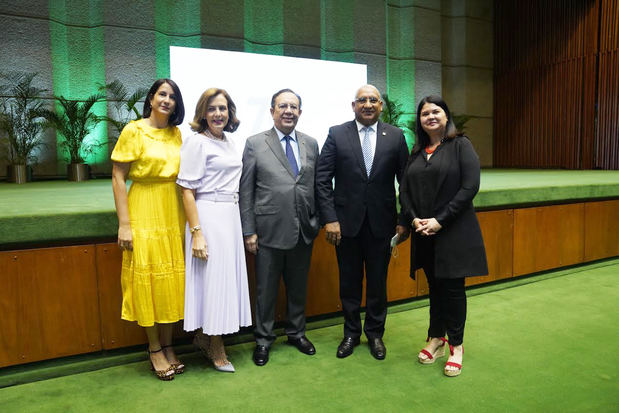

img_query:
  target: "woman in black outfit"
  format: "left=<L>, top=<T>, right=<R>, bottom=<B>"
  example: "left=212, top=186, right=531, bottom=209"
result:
left=399, top=95, right=488, bottom=377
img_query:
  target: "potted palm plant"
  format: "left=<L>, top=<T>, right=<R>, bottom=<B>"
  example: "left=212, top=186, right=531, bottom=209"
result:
left=0, top=72, right=48, bottom=184
left=99, top=79, right=147, bottom=144
left=41, top=93, right=104, bottom=181
left=380, top=93, right=405, bottom=126
left=380, top=94, right=417, bottom=150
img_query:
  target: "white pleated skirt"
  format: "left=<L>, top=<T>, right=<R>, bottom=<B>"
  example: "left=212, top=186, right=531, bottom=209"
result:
left=183, top=198, right=252, bottom=334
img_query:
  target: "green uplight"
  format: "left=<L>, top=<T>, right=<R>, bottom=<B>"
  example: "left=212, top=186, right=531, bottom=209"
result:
left=154, top=0, right=201, bottom=79
left=49, top=0, right=108, bottom=170
left=244, top=0, right=284, bottom=55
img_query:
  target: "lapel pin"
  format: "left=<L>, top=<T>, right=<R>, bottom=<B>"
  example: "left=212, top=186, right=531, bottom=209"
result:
left=382, top=132, right=386, bottom=136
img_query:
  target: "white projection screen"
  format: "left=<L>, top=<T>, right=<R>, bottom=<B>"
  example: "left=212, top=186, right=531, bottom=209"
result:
left=169, top=46, right=367, bottom=150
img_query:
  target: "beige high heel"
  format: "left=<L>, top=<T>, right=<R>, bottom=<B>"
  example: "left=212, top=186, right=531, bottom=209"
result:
left=418, top=337, right=447, bottom=364
left=444, top=344, right=463, bottom=377
left=194, top=333, right=235, bottom=373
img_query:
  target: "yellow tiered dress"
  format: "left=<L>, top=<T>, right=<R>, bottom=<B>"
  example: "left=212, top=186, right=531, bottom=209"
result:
left=111, top=119, right=185, bottom=327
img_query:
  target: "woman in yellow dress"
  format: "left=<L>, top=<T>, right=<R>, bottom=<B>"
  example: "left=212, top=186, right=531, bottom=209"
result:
left=111, top=78, right=186, bottom=381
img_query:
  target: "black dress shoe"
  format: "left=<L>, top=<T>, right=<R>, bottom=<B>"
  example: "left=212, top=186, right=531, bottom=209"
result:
left=253, top=345, right=269, bottom=366
left=286, top=336, right=316, bottom=355
left=336, top=336, right=360, bottom=358
left=368, top=337, right=386, bottom=360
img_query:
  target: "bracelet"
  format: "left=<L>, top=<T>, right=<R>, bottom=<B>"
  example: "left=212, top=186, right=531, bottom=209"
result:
left=190, top=225, right=201, bottom=234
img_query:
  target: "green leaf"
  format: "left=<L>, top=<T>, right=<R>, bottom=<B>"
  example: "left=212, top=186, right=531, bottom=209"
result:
left=380, top=94, right=405, bottom=127
left=100, top=79, right=147, bottom=139
left=0, top=71, right=49, bottom=164
left=40, top=93, right=104, bottom=164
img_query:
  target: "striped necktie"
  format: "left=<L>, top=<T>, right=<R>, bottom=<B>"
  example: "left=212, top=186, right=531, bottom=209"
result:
left=361, top=126, right=373, bottom=176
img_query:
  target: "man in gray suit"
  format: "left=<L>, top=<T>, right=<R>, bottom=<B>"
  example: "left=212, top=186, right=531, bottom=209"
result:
left=240, top=89, right=320, bottom=366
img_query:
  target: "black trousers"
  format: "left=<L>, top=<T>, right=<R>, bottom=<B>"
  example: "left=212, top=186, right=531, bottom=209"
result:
left=254, top=240, right=314, bottom=347
left=423, top=264, right=467, bottom=346
left=336, top=215, right=391, bottom=339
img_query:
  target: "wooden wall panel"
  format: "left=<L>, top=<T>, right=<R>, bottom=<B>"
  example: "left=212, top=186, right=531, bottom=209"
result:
left=386, top=238, right=417, bottom=302
left=22, top=246, right=102, bottom=363
left=3, top=199, right=615, bottom=367
left=245, top=233, right=341, bottom=323
left=513, top=204, right=585, bottom=276
left=410, top=211, right=515, bottom=291
left=265, top=231, right=418, bottom=319
left=245, top=250, right=289, bottom=323
left=0, top=252, right=19, bottom=367
left=306, top=230, right=341, bottom=316
left=0, top=246, right=102, bottom=367
left=95, top=244, right=146, bottom=350
left=467, top=210, right=514, bottom=286
left=244, top=251, right=258, bottom=323
left=584, top=200, right=619, bottom=261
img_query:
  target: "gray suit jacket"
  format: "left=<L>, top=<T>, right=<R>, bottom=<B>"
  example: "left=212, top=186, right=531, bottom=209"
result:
left=240, top=128, right=320, bottom=249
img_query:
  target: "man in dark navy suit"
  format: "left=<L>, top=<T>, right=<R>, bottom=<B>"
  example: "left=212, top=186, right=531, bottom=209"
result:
left=315, top=85, right=409, bottom=360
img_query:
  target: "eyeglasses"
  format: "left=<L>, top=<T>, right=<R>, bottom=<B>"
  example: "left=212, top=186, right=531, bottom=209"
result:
left=355, top=97, right=380, bottom=104
left=276, top=103, right=299, bottom=111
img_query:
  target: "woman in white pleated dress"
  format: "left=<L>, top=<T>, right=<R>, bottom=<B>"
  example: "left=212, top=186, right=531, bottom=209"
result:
left=176, top=88, right=251, bottom=372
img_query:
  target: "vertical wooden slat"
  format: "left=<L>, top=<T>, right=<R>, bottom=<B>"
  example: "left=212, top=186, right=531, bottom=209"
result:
left=494, top=0, right=610, bottom=169
left=595, top=0, right=619, bottom=169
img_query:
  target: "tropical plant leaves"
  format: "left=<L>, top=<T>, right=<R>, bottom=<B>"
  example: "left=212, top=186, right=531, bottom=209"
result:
left=98, top=79, right=147, bottom=139
left=380, top=94, right=405, bottom=126
left=0, top=72, right=49, bottom=165
left=40, top=93, right=104, bottom=164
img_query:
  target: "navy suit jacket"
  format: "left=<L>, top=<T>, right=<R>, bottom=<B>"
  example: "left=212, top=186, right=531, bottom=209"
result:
left=315, top=120, right=409, bottom=238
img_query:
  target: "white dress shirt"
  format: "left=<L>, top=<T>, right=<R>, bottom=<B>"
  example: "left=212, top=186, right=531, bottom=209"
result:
left=355, top=120, right=378, bottom=158
left=274, top=127, right=300, bottom=167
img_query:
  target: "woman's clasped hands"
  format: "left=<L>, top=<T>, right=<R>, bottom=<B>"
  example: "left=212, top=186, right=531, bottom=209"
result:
left=413, top=217, right=442, bottom=236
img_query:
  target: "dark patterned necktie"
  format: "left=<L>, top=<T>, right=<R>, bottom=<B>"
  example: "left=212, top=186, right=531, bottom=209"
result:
left=285, top=135, right=299, bottom=177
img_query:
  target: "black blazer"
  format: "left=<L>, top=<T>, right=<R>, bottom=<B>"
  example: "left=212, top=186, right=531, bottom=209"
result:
left=399, top=136, right=488, bottom=279
left=316, top=120, right=409, bottom=238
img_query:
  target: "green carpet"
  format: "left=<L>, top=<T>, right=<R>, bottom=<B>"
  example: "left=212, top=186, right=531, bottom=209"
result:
left=1, top=169, right=618, bottom=245
left=1, top=259, right=617, bottom=412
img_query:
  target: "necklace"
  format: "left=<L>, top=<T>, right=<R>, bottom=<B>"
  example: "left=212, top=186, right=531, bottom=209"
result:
left=203, top=130, right=225, bottom=141
left=425, top=144, right=439, bottom=154
left=425, top=137, right=445, bottom=154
